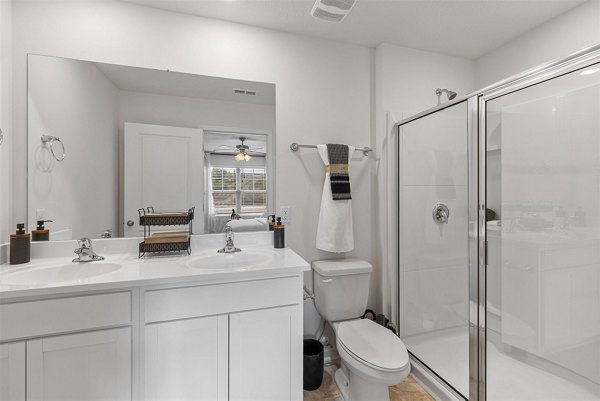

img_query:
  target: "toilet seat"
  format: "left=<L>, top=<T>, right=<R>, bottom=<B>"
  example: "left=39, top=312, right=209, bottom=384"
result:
left=336, top=319, right=409, bottom=372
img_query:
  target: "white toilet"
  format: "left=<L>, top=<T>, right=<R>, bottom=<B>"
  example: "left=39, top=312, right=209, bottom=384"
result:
left=313, top=259, right=410, bottom=401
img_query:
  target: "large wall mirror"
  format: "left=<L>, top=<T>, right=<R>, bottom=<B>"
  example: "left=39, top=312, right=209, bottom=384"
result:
left=28, top=54, right=275, bottom=240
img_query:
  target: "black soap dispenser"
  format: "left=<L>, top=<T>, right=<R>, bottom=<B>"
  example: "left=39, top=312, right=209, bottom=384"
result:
left=10, top=224, right=31, bottom=265
left=273, top=217, right=285, bottom=249
left=268, top=215, right=276, bottom=231
left=32, top=220, right=52, bottom=241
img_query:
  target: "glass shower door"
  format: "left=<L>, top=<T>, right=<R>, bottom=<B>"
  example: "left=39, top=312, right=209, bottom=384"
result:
left=398, top=101, right=470, bottom=398
left=485, top=63, right=600, bottom=401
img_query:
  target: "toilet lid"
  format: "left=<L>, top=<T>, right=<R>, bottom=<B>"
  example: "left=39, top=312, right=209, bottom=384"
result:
left=337, top=319, right=409, bottom=371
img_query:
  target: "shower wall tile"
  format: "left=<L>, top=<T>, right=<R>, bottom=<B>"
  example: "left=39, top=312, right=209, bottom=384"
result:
left=400, top=102, right=467, bottom=187
left=401, top=265, right=469, bottom=337
left=400, top=185, right=468, bottom=271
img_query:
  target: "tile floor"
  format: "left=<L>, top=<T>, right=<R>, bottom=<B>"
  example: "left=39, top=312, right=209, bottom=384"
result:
left=303, top=364, right=434, bottom=401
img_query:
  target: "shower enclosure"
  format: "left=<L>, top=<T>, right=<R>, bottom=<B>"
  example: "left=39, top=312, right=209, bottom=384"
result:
left=397, top=45, right=600, bottom=401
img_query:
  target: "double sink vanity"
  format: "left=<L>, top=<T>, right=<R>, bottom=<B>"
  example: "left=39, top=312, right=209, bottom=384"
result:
left=0, top=232, right=309, bottom=401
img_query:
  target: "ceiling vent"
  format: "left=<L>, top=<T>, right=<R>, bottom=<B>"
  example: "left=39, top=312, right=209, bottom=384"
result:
left=233, top=89, right=257, bottom=96
left=311, top=0, right=356, bottom=22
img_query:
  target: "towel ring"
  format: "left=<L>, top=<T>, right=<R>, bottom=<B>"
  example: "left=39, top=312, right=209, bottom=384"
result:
left=41, top=135, right=66, bottom=162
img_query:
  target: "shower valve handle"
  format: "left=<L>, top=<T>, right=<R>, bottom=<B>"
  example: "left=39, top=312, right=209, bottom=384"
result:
left=433, top=203, right=450, bottom=224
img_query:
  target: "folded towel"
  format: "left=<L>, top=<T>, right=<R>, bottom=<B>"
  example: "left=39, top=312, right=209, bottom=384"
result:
left=326, top=144, right=352, bottom=200
left=316, top=144, right=354, bottom=252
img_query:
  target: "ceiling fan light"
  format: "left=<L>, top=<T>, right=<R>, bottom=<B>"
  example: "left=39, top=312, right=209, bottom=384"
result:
left=234, top=153, right=245, bottom=161
left=244, top=154, right=251, bottom=161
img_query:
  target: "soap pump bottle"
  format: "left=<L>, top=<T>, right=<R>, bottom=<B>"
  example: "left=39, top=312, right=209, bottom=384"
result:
left=32, top=220, right=52, bottom=241
left=273, top=217, right=285, bottom=249
left=10, top=224, right=31, bottom=265
left=268, top=215, right=276, bottom=231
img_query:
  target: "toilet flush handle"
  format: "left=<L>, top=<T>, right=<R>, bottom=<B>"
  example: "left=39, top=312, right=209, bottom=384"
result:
left=322, top=278, right=333, bottom=284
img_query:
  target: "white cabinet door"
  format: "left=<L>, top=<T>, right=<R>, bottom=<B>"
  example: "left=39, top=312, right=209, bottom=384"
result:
left=144, top=315, right=228, bottom=401
left=27, top=327, right=131, bottom=401
left=230, top=306, right=301, bottom=401
left=0, top=342, right=25, bottom=401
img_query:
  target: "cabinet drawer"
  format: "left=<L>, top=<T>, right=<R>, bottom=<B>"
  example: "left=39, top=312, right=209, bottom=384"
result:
left=145, top=276, right=301, bottom=323
left=0, top=292, right=131, bottom=342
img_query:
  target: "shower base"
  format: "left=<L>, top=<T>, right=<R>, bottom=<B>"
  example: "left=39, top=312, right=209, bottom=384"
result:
left=404, top=327, right=600, bottom=400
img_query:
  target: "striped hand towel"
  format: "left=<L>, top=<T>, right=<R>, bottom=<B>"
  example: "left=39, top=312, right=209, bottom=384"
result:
left=326, top=144, right=351, bottom=200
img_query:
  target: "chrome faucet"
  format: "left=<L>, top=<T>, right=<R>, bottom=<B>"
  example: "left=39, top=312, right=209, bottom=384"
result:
left=100, top=228, right=113, bottom=238
left=73, top=237, right=105, bottom=262
left=218, top=226, right=241, bottom=253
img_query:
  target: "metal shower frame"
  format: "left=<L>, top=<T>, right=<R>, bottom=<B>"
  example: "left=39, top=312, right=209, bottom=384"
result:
left=396, top=43, right=600, bottom=401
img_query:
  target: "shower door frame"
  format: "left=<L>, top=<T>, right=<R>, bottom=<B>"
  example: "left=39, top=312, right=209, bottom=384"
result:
left=476, top=44, right=600, bottom=401
left=396, top=43, right=600, bottom=401
left=396, top=97, right=475, bottom=401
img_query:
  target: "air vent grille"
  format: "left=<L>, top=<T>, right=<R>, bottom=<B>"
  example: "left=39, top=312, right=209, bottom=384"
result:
left=311, top=0, right=356, bottom=22
left=233, top=88, right=258, bottom=96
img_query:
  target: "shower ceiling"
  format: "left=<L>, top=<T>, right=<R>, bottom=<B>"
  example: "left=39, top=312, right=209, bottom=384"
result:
left=123, top=0, right=585, bottom=59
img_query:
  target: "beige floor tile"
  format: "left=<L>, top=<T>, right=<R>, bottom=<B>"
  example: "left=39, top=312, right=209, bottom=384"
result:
left=303, top=364, right=434, bottom=401
left=389, top=376, right=435, bottom=401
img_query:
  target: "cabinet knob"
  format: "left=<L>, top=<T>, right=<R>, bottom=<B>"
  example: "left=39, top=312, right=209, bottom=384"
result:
left=127, top=220, right=135, bottom=227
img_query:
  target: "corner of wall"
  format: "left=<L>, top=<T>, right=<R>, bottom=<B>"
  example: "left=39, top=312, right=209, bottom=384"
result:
left=0, top=0, right=13, bottom=245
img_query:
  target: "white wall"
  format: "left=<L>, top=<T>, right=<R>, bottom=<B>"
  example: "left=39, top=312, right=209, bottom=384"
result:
left=11, top=1, right=373, bottom=336
left=28, top=56, right=120, bottom=240
left=374, top=43, right=475, bottom=321
left=119, top=91, right=275, bottom=133
left=0, top=0, right=12, bottom=249
left=476, top=0, right=600, bottom=88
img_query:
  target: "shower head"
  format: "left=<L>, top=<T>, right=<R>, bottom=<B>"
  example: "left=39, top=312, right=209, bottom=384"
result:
left=436, top=88, right=457, bottom=104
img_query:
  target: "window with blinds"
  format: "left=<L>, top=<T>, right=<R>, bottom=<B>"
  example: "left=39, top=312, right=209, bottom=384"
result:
left=211, top=167, right=267, bottom=215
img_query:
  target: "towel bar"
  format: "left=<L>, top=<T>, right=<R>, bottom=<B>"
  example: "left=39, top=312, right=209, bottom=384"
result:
left=289, top=142, right=372, bottom=156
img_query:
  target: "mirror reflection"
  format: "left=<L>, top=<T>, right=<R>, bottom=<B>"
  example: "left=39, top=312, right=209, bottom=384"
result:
left=28, top=55, right=275, bottom=240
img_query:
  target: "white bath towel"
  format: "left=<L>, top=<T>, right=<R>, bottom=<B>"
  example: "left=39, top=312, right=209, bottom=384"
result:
left=316, top=144, right=355, bottom=252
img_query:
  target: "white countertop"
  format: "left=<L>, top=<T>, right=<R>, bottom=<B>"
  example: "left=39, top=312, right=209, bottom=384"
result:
left=0, top=232, right=310, bottom=299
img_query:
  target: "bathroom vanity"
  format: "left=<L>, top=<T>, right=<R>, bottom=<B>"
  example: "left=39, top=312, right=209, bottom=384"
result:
left=0, top=232, right=309, bottom=401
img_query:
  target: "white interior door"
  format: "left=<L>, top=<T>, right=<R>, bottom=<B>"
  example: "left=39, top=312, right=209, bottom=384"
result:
left=0, top=342, right=25, bottom=401
left=124, top=122, right=204, bottom=237
left=144, top=315, right=228, bottom=401
left=27, top=327, right=131, bottom=401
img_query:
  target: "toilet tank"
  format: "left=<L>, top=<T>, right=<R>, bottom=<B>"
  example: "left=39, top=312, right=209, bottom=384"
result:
left=312, top=259, right=372, bottom=322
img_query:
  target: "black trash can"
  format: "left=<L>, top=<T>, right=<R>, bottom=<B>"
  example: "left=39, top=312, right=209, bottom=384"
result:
left=303, top=339, right=324, bottom=391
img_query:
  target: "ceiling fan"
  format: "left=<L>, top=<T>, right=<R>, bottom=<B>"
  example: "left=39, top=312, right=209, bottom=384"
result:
left=213, top=137, right=265, bottom=161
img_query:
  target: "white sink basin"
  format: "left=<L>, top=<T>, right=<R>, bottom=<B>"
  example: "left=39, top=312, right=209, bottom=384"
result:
left=1, top=262, right=122, bottom=286
left=186, top=250, right=278, bottom=270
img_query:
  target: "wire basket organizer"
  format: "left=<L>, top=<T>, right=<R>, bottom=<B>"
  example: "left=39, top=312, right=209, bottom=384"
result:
left=137, top=207, right=195, bottom=258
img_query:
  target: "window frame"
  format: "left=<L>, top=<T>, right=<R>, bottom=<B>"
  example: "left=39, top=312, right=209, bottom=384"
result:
left=211, top=166, right=267, bottom=216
